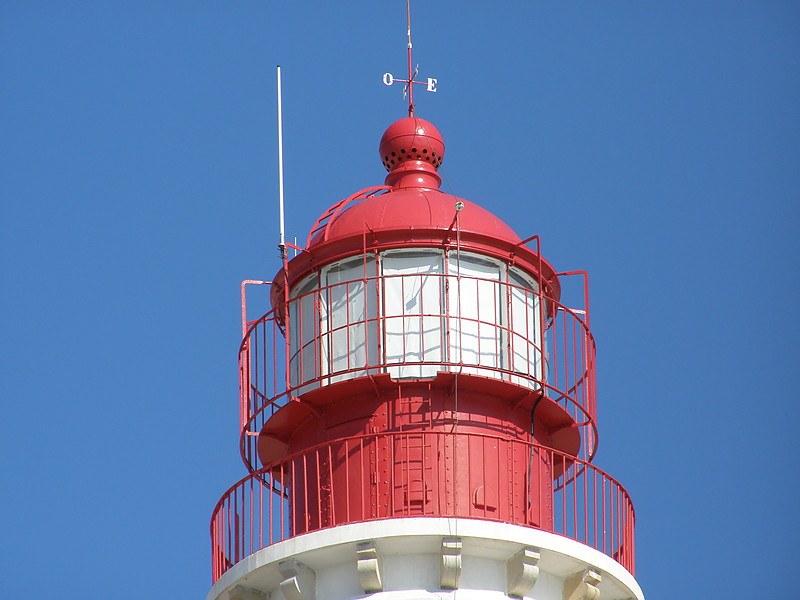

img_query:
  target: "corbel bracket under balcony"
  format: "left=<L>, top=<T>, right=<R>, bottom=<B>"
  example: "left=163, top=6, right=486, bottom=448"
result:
left=506, top=547, right=541, bottom=598
left=228, top=586, right=269, bottom=600
left=564, top=568, right=602, bottom=600
left=356, top=540, right=384, bottom=593
left=440, top=536, right=462, bottom=589
left=278, top=559, right=316, bottom=600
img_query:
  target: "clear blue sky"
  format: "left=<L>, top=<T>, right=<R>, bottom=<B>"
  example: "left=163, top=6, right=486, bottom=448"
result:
left=2, top=2, right=798, bottom=598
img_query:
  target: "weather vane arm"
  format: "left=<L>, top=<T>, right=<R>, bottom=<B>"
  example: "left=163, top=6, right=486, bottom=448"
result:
left=381, top=0, right=438, bottom=116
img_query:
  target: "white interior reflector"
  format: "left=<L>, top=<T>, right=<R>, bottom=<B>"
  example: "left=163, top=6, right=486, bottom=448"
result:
left=289, top=274, right=320, bottom=393
left=509, top=270, right=543, bottom=387
left=447, top=254, right=502, bottom=378
left=287, top=249, right=543, bottom=391
left=382, top=251, right=443, bottom=378
left=323, top=257, right=378, bottom=383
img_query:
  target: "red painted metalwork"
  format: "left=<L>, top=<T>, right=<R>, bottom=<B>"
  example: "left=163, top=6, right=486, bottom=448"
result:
left=240, top=280, right=271, bottom=429
left=210, top=433, right=636, bottom=582
left=240, top=266, right=597, bottom=471
left=379, top=117, right=444, bottom=188
left=305, top=186, right=390, bottom=248
left=275, top=189, right=562, bottom=311
left=210, top=114, right=637, bottom=585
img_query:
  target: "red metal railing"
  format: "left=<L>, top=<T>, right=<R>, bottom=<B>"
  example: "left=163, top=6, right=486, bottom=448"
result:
left=239, top=272, right=597, bottom=471
left=210, top=431, right=635, bottom=582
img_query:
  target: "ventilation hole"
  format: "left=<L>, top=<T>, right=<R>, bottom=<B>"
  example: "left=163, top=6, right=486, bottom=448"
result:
left=412, top=147, right=417, bottom=152
left=391, top=151, right=396, bottom=157
left=400, top=149, right=406, bottom=154
left=384, top=155, right=389, bottom=161
left=423, top=149, right=428, bottom=154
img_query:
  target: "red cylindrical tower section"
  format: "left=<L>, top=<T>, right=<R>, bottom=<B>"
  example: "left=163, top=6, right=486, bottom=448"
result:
left=244, top=117, right=597, bottom=538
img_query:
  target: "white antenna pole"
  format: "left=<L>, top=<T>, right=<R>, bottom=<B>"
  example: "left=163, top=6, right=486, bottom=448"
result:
left=276, top=65, right=286, bottom=256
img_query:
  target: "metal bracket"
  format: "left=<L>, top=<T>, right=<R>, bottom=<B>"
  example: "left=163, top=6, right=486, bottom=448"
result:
left=564, top=569, right=601, bottom=600
left=506, top=547, right=540, bottom=598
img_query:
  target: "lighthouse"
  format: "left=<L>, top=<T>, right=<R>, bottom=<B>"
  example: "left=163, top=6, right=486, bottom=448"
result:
left=207, top=16, right=643, bottom=600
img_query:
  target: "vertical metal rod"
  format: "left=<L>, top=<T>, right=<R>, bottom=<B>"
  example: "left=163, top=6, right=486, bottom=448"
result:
left=344, top=439, right=351, bottom=523
left=277, top=65, right=286, bottom=254
left=314, top=450, right=322, bottom=529
left=225, top=502, right=231, bottom=567
left=582, top=458, right=588, bottom=542
left=562, top=452, right=567, bottom=533
left=359, top=437, right=365, bottom=520
left=239, top=487, right=245, bottom=559
left=600, top=477, right=614, bottom=552
left=272, top=316, right=278, bottom=406
left=585, top=469, right=606, bottom=548
left=276, top=66, right=293, bottom=395
left=287, top=461, right=292, bottom=539
left=389, top=434, right=396, bottom=515
left=346, top=281, right=352, bottom=372
left=406, top=0, right=414, bottom=116
left=327, top=444, right=335, bottom=524
left=234, top=493, right=240, bottom=563
left=259, top=474, right=264, bottom=549
left=211, top=515, right=216, bottom=580
left=249, top=478, right=254, bottom=556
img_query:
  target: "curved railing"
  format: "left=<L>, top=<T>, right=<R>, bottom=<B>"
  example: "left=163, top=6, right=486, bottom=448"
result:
left=211, top=432, right=635, bottom=583
left=239, top=272, right=597, bottom=470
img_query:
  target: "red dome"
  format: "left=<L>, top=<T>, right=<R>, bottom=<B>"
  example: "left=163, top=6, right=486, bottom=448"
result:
left=316, top=188, right=520, bottom=247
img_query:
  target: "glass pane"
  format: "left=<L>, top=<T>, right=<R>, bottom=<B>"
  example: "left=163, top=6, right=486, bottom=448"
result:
left=382, top=251, right=444, bottom=378
left=509, top=269, right=543, bottom=388
left=289, top=274, right=321, bottom=392
left=447, top=254, right=501, bottom=377
left=324, top=258, right=378, bottom=383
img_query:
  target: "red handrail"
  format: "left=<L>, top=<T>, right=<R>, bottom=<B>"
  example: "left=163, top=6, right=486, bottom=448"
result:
left=237, top=273, right=598, bottom=471
left=210, top=431, right=635, bottom=583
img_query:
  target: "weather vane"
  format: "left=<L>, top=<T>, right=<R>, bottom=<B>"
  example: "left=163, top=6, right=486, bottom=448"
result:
left=381, top=0, right=437, bottom=117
